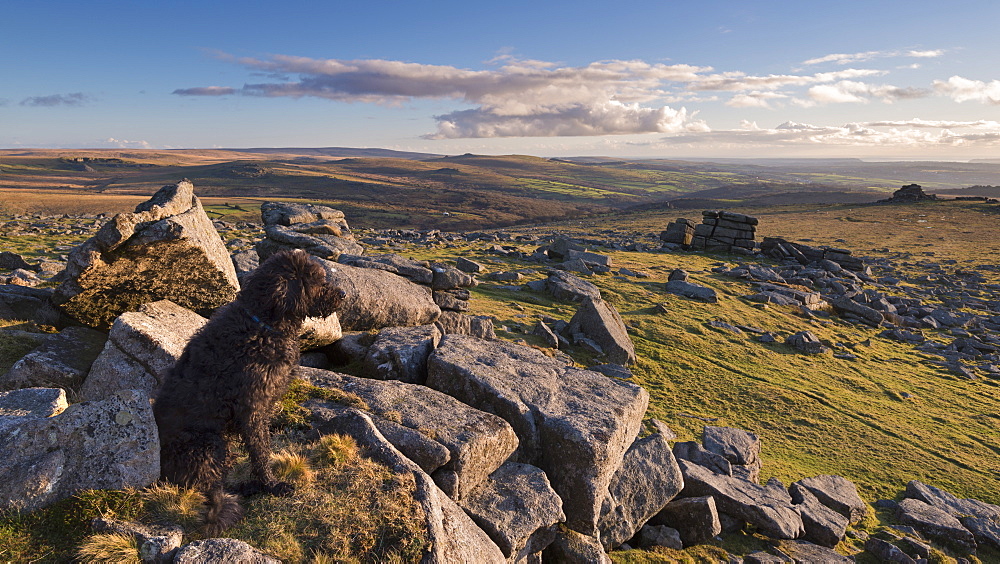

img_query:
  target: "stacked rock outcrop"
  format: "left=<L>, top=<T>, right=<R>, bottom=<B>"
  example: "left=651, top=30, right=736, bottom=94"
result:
left=255, top=202, right=363, bottom=261
left=690, top=211, right=758, bottom=253
left=659, top=218, right=696, bottom=246
left=878, top=183, right=937, bottom=203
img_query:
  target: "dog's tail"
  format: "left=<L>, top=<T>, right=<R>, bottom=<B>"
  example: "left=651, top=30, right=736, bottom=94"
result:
left=202, top=490, right=244, bottom=536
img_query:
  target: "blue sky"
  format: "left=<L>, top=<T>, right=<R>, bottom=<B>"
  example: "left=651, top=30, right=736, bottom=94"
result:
left=3, top=0, right=1000, bottom=159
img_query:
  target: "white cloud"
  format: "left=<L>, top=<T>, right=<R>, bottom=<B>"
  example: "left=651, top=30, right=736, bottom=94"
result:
left=102, top=137, right=152, bottom=149
left=802, top=49, right=945, bottom=66
left=934, top=75, right=1000, bottom=104
left=806, top=81, right=930, bottom=104
left=690, top=68, right=883, bottom=92
left=725, top=92, right=788, bottom=108
left=428, top=101, right=708, bottom=139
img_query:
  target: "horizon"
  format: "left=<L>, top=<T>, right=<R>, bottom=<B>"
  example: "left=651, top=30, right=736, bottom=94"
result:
left=4, top=1, right=1000, bottom=160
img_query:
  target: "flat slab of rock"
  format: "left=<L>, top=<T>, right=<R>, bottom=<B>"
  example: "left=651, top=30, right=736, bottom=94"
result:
left=173, top=538, right=279, bottom=564
left=435, top=311, right=497, bottom=340
left=904, top=480, right=1000, bottom=522
left=321, top=261, right=440, bottom=331
left=774, top=540, right=854, bottom=563
left=80, top=300, right=207, bottom=402
left=598, top=433, right=683, bottom=549
left=895, top=497, right=975, bottom=551
left=793, top=475, right=867, bottom=524
left=569, top=298, right=636, bottom=365
left=790, top=484, right=848, bottom=548
left=339, top=253, right=434, bottom=285
left=0, top=388, right=159, bottom=512
left=0, top=286, right=66, bottom=326
left=0, top=387, right=68, bottom=418
left=53, top=180, right=240, bottom=328
left=256, top=202, right=362, bottom=261
left=1, top=326, right=106, bottom=391
left=459, top=462, right=565, bottom=561
left=665, top=279, right=718, bottom=303
left=678, top=459, right=804, bottom=539
left=427, top=334, right=648, bottom=536
left=545, top=270, right=601, bottom=302
left=300, top=368, right=518, bottom=500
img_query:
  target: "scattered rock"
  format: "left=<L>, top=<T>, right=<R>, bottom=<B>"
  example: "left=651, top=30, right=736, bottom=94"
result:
left=1, top=326, right=106, bottom=391
left=894, top=497, right=976, bottom=552
left=785, top=331, right=830, bottom=355
left=568, top=298, right=636, bottom=365
left=651, top=495, right=722, bottom=547
left=665, top=279, right=719, bottom=303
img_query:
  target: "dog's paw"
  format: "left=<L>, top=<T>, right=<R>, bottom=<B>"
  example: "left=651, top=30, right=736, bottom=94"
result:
left=266, top=480, right=296, bottom=497
left=233, top=479, right=267, bottom=497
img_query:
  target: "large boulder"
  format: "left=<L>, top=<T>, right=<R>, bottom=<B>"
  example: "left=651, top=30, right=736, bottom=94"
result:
left=0, top=388, right=159, bottom=512
left=80, top=300, right=207, bottom=402
left=300, top=368, right=519, bottom=500
left=459, top=463, right=565, bottom=561
left=1, top=326, right=106, bottom=391
left=363, top=324, right=442, bottom=385
left=320, top=261, right=440, bottom=331
left=598, top=433, right=684, bottom=549
left=427, top=334, right=648, bottom=536
left=568, top=298, right=636, bottom=366
left=678, top=459, right=804, bottom=539
left=665, top=280, right=718, bottom=303
left=312, top=407, right=505, bottom=563
left=52, top=180, right=240, bottom=328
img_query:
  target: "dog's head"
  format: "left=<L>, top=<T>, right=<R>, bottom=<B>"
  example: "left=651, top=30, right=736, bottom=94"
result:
left=242, top=249, right=346, bottom=322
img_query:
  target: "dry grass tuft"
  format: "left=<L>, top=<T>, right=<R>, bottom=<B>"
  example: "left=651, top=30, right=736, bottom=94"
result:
left=226, top=434, right=427, bottom=562
left=141, top=482, right=206, bottom=529
left=271, top=448, right=315, bottom=487
left=76, top=532, right=140, bottom=563
left=313, top=434, right=360, bottom=468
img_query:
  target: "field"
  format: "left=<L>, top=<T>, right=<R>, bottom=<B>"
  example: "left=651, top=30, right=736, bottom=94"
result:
left=2, top=159, right=1000, bottom=561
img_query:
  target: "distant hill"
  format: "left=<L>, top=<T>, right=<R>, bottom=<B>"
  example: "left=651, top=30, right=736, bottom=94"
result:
left=225, top=147, right=443, bottom=160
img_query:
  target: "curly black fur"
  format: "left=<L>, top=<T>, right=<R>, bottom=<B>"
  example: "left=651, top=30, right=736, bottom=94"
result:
left=153, top=249, right=345, bottom=534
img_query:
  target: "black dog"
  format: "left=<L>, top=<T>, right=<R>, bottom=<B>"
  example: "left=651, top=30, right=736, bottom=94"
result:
left=154, top=249, right=345, bottom=533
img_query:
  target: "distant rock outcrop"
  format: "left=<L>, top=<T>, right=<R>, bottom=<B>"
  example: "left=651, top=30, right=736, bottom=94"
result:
left=879, top=183, right=937, bottom=203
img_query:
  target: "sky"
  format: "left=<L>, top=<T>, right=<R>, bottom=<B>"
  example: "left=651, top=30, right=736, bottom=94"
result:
left=3, top=0, right=1000, bottom=159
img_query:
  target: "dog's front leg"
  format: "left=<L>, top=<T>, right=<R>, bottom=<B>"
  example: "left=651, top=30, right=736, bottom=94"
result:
left=237, top=408, right=295, bottom=497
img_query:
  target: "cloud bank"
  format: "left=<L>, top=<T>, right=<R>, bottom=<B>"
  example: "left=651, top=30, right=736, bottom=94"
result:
left=170, top=48, right=1000, bottom=149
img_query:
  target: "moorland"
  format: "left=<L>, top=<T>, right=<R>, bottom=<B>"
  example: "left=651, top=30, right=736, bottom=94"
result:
left=2, top=149, right=1000, bottom=562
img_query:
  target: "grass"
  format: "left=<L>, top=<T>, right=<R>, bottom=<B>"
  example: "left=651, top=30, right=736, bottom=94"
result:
left=2, top=190, right=1000, bottom=561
